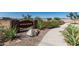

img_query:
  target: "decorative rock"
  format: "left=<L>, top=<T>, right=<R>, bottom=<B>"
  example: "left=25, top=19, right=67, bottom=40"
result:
left=33, top=29, right=40, bottom=36
left=26, top=29, right=40, bottom=37
left=26, top=29, right=34, bottom=37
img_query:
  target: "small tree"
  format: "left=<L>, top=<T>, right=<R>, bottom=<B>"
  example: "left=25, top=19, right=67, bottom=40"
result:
left=22, top=14, right=32, bottom=21
left=67, top=12, right=79, bottom=23
left=47, top=18, right=52, bottom=21
left=67, top=12, right=74, bottom=20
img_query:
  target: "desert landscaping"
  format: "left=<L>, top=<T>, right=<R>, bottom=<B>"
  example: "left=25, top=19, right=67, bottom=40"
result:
left=0, top=12, right=79, bottom=46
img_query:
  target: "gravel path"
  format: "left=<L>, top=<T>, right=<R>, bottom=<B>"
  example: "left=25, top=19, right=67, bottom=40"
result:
left=39, top=23, right=70, bottom=46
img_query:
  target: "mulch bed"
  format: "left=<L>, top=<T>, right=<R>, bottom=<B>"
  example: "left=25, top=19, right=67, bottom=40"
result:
left=4, top=29, right=49, bottom=46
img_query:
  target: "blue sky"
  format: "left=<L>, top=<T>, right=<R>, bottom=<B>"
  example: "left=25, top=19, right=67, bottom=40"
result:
left=0, top=12, right=78, bottom=18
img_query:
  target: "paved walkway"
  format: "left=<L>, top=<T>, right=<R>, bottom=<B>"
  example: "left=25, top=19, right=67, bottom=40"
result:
left=39, top=23, right=70, bottom=46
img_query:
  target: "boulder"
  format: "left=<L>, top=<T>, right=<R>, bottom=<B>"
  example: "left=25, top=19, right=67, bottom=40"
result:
left=26, top=29, right=33, bottom=37
left=33, top=29, right=40, bottom=36
left=26, top=29, right=40, bottom=37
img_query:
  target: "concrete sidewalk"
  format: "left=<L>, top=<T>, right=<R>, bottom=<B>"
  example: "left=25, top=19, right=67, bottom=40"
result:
left=39, top=23, right=70, bottom=46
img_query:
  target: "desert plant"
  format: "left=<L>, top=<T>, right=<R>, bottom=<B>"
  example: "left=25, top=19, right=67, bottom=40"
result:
left=54, top=17, right=61, bottom=20
left=36, top=20, right=45, bottom=30
left=54, top=17, right=65, bottom=25
left=4, top=27, right=17, bottom=40
left=47, top=20, right=60, bottom=28
left=0, top=26, right=4, bottom=32
left=35, top=17, right=46, bottom=30
left=47, top=18, right=52, bottom=21
left=62, top=24, right=79, bottom=46
left=0, top=26, right=5, bottom=41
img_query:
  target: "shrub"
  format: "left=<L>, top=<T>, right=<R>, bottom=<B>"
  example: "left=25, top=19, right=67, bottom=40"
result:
left=36, top=20, right=45, bottom=30
left=36, top=18, right=63, bottom=29
left=47, top=20, right=60, bottom=28
left=0, top=26, right=5, bottom=41
left=62, top=24, right=79, bottom=46
left=47, top=18, right=52, bottom=21
left=54, top=17, right=65, bottom=25
left=4, top=27, right=17, bottom=40
left=54, top=17, right=61, bottom=20
left=0, top=26, right=4, bottom=32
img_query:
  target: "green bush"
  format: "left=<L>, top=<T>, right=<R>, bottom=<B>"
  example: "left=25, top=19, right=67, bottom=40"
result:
left=47, top=18, right=52, bottom=21
left=54, top=17, right=61, bottom=20
left=4, top=27, right=17, bottom=40
left=62, top=24, right=79, bottom=46
left=36, top=19, right=63, bottom=29
left=47, top=20, right=60, bottom=28
left=36, top=20, right=45, bottom=30
left=54, top=17, right=64, bottom=25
